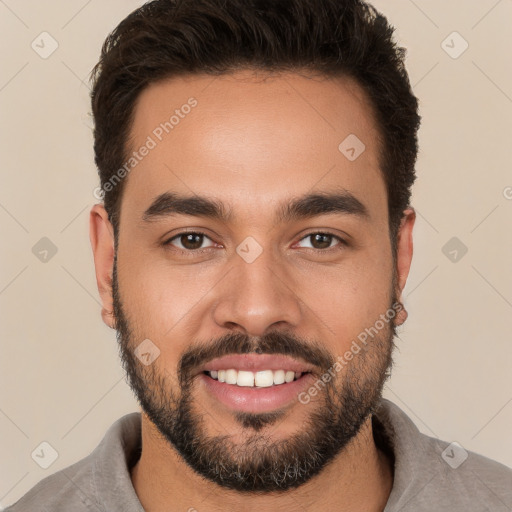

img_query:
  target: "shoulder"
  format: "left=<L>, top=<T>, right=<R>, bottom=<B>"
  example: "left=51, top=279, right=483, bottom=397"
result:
left=4, top=453, right=99, bottom=512
left=376, top=399, right=512, bottom=511
left=4, top=412, right=142, bottom=512
left=420, top=431, right=512, bottom=504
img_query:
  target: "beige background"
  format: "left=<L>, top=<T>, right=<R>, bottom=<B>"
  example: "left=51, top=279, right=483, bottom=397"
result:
left=1, top=0, right=511, bottom=507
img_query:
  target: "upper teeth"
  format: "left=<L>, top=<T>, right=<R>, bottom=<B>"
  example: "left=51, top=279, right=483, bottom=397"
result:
left=208, top=369, right=303, bottom=387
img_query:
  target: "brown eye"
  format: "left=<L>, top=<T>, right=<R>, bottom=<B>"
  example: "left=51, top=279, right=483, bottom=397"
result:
left=310, top=233, right=333, bottom=249
left=296, top=232, right=346, bottom=251
left=179, top=233, right=204, bottom=250
left=164, top=232, right=215, bottom=251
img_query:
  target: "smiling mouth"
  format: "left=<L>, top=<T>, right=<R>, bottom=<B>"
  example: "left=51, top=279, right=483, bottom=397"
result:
left=203, top=369, right=311, bottom=388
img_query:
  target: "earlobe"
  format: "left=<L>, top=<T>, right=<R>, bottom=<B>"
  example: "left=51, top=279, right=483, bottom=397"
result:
left=394, top=207, right=415, bottom=326
left=89, top=204, right=116, bottom=329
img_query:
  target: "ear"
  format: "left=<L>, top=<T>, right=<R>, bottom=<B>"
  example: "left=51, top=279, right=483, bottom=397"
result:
left=89, top=204, right=116, bottom=329
left=394, top=207, right=415, bottom=326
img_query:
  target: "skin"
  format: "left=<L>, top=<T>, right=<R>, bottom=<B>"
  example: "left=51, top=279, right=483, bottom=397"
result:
left=89, top=70, right=415, bottom=511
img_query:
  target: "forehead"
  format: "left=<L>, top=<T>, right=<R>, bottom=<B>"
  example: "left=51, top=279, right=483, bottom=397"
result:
left=121, top=70, right=387, bottom=227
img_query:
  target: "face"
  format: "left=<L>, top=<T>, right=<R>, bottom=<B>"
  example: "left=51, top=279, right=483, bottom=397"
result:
left=91, top=70, right=414, bottom=492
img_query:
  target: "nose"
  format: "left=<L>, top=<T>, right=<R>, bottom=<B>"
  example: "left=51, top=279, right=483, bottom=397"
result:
left=211, top=244, right=303, bottom=337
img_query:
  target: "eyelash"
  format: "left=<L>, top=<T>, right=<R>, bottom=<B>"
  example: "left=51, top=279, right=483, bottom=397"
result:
left=162, top=230, right=348, bottom=254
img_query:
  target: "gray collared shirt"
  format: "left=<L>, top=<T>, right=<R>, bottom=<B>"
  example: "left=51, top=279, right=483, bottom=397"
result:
left=5, top=399, right=512, bottom=511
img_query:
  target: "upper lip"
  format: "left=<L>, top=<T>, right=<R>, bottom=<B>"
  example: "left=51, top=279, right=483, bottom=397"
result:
left=198, top=354, right=315, bottom=375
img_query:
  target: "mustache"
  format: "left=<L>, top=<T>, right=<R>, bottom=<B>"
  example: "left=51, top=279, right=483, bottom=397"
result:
left=178, top=330, right=335, bottom=384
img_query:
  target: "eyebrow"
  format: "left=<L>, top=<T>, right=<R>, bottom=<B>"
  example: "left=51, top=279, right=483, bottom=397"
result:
left=141, top=189, right=370, bottom=224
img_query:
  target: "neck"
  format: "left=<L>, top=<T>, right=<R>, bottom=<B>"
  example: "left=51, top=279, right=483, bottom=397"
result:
left=130, top=413, right=393, bottom=512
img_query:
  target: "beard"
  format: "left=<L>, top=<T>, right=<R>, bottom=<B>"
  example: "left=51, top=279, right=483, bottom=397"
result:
left=112, top=257, right=399, bottom=493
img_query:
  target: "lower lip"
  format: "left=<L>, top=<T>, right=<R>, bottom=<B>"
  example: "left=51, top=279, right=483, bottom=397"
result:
left=199, top=372, right=315, bottom=413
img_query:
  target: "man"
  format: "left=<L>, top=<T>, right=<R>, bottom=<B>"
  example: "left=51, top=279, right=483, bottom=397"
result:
left=7, top=0, right=511, bottom=511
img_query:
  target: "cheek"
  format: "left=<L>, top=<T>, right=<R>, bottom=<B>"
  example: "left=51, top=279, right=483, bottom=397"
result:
left=302, top=249, right=393, bottom=347
left=314, top=274, right=391, bottom=336
left=116, top=247, right=216, bottom=338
